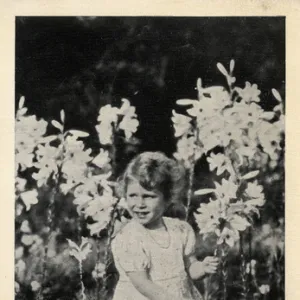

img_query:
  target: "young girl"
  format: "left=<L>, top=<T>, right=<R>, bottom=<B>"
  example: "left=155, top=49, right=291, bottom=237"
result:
left=111, top=152, right=218, bottom=300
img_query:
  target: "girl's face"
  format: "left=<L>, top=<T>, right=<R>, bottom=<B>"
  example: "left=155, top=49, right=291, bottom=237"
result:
left=126, top=180, right=167, bottom=228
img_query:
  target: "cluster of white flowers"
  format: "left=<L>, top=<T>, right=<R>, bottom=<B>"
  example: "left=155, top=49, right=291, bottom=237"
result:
left=172, top=61, right=284, bottom=167
left=194, top=178, right=265, bottom=247
left=96, top=98, right=139, bottom=145
left=73, top=172, right=118, bottom=235
left=172, top=61, right=284, bottom=248
left=15, top=97, right=48, bottom=172
left=31, top=111, right=93, bottom=194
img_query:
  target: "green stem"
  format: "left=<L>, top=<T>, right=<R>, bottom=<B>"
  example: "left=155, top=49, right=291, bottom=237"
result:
left=216, top=244, right=227, bottom=300
left=240, top=233, right=248, bottom=300
left=185, top=160, right=195, bottom=221
left=79, top=260, right=86, bottom=300
left=100, top=128, right=118, bottom=298
left=185, top=126, right=199, bottom=222
left=36, top=182, right=57, bottom=300
left=96, top=237, right=102, bottom=300
left=221, top=250, right=228, bottom=300
left=100, top=203, right=119, bottom=298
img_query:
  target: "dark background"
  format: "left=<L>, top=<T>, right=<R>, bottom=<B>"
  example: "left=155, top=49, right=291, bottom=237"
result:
left=15, top=17, right=285, bottom=156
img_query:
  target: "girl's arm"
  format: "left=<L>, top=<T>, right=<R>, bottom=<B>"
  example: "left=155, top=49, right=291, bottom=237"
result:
left=127, top=271, right=179, bottom=300
left=186, top=255, right=219, bottom=280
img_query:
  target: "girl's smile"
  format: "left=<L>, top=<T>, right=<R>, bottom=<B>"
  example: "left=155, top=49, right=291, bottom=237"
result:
left=126, top=180, right=167, bottom=228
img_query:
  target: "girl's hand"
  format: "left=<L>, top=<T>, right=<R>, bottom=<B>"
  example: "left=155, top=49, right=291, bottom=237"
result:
left=202, top=256, right=219, bottom=274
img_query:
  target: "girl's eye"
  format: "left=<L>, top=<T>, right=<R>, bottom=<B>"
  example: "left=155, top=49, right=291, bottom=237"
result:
left=144, top=194, right=156, bottom=199
left=128, top=193, right=138, bottom=198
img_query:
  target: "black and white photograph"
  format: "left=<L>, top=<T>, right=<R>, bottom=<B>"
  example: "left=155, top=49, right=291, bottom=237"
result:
left=15, top=17, right=285, bottom=300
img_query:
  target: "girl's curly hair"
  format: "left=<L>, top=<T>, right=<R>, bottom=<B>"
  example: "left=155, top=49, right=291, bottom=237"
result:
left=117, top=151, right=186, bottom=206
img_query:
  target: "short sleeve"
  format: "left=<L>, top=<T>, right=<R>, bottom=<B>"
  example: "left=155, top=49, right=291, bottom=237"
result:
left=182, top=221, right=196, bottom=257
left=111, top=226, right=150, bottom=273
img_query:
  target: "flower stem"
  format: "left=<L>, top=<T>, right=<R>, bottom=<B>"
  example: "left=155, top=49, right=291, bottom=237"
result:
left=79, top=260, right=86, bottom=300
left=185, top=160, right=195, bottom=221
left=240, top=233, right=248, bottom=300
left=100, top=203, right=119, bottom=298
left=36, top=182, right=57, bottom=300
left=96, top=237, right=102, bottom=300
left=217, top=245, right=228, bottom=300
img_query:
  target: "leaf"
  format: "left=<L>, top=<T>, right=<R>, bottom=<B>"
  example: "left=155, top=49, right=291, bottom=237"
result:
left=18, top=107, right=28, bottom=116
left=261, top=112, right=275, bottom=120
left=19, top=96, right=25, bottom=109
left=80, top=242, right=92, bottom=261
left=230, top=59, right=235, bottom=73
left=194, top=188, right=215, bottom=196
left=272, top=88, right=282, bottom=102
left=60, top=110, right=65, bottom=123
left=41, top=135, right=58, bottom=144
left=242, top=170, right=259, bottom=180
left=217, top=62, right=228, bottom=77
left=68, top=130, right=89, bottom=137
left=51, top=120, right=63, bottom=132
left=69, top=249, right=81, bottom=262
left=176, top=99, right=198, bottom=106
left=196, top=78, right=202, bottom=92
left=66, top=239, right=80, bottom=251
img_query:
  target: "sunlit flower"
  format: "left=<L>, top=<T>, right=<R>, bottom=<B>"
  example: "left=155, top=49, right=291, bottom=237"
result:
left=84, top=191, right=117, bottom=218
left=61, top=161, right=88, bottom=190
left=32, top=144, right=61, bottom=186
left=88, top=207, right=114, bottom=235
left=259, top=284, right=270, bottom=294
left=221, top=122, right=243, bottom=147
left=97, top=105, right=119, bottom=124
left=117, top=99, right=139, bottom=139
left=20, top=189, right=38, bottom=211
left=225, top=101, right=271, bottom=130
left=235, top=81, right=261, bottom=103
left=207, top=153, right=231, bottom=176
left=119, top=114, right=139, bottom=140
left=63, top=135, right=92, bottom=164
left=96, top=122, right=113, bottom=145
left=245, top=181, right=264, bottom=200
left=258, top=121, right=283, bottom=160
left=216, top=227, right=239, bottom=247
left=198, top=115, right=224, bottom=152
left=171, top=110, right=192, bottom=137
left=214, top=179, right=238, bottom=203
left=92, top=149, right=111, bottom=168
left=15, top=115, right=48, bottom=171
left=202, top=86, right=231, bottom=109
left=194, top=200, right=222, bottom=235
left=186, top=96, right=223, bottom=119
left=173, top=135, right=202, bottom=168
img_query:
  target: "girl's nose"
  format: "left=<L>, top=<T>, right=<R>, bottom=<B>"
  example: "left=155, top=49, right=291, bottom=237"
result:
left=136, top=197, right=146, bottom=208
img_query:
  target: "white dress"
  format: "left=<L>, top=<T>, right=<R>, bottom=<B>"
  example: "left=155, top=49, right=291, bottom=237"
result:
left=111, top=217, right=203, bottom=300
